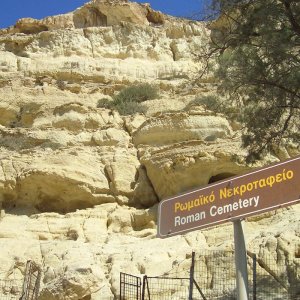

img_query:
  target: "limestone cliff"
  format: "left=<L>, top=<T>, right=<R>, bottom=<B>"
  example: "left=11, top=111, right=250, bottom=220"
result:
left=0, top=0, right=299, bottom=299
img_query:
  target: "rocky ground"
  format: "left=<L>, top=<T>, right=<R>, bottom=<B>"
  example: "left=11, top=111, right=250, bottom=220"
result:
left=0, top=0, right=299, bottom=299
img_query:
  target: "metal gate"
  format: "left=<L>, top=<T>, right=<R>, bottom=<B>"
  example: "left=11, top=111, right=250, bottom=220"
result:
left=120, top=273, right=142, bottom=300
left=0, top=261, right=41, bottom=300
left=20, top=261, right=41, bottom=300
left=142, top=276, right=207, bottom=300
left=120, top=252, right=207, bottom=300
left=120, top=250, right=300, bottom=300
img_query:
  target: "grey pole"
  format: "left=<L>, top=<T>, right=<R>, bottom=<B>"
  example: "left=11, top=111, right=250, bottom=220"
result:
left=233, top=219, right=249, bottom=300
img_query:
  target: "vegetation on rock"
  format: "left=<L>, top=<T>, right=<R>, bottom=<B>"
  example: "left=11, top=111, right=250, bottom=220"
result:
left=204, top=0, right=300, bottom=161
left=98, top=83, right=159, bottom=115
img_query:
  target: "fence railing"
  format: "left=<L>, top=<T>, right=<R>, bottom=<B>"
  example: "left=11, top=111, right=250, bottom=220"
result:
left=120, top=250, right=300, bottom=300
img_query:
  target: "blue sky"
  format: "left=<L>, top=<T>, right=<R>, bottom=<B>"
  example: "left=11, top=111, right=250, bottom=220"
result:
left=0, top=0, right=210, bottom=29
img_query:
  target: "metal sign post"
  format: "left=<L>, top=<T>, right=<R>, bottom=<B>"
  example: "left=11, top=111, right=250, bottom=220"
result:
left=233, top=219, right=249, bottom=300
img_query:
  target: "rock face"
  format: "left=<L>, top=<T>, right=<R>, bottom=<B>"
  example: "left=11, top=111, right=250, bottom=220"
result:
left=0, top=1, right=299, bottom=299
left=5, top=0, right=165, bottom=35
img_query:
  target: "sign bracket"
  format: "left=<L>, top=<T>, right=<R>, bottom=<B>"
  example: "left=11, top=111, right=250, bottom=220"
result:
left=233, top=219, right=249, bottom=300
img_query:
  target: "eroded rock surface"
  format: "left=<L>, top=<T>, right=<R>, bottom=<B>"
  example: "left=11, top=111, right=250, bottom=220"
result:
left=0, top=1, right=299, bottom=299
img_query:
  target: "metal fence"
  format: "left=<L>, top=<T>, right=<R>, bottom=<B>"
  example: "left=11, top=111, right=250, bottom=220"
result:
left=0, top=261, right=41, bottom=300
left=193, top=250, right=236, bottom=299
left=142, top=276, right=191, bottom=300
left=120, top=250, right=300, bottom=300
left=0, top=280, right=23, bottom=300
left=252, top=253, right=300, bottom=300
left=20, top=261, right=41, bottom=300
left=120, top=273, right=142, bottom=300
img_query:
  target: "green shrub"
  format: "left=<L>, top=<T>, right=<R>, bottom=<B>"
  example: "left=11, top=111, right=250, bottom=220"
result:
left=97, top=98, right=113, bottom=109
left=114, top=83, right=158, bottom=104
left=97, top=83, right=158, bottom=115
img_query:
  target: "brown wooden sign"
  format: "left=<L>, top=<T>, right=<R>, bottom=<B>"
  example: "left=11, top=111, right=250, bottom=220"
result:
left=158, top=156, right=300, bottom=238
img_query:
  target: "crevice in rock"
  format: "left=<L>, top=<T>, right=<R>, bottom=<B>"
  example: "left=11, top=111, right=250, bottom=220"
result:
left=120, top=119, right=160, bottom=208
left=99, top=253, right=117, bottom=300
left=81, top=213, right=91, bottom=243
left=83, top=29, right=95, bottom=59
left=131, top=165, right=159, bottom=209
left=120, top=117, right=135, bottom=145
left=46, top=219, right=52, bottom=239
left=104, top=165, right=115, bottom=196
left=170, top=43, right=177, bottom=61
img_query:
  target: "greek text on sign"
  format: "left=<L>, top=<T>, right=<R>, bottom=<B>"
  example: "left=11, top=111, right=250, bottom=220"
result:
left=158, top=156, right=300, bottom=238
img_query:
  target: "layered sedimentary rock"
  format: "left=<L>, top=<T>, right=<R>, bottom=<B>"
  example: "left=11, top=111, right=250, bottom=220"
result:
left=0, top=1, right=299, bottom=299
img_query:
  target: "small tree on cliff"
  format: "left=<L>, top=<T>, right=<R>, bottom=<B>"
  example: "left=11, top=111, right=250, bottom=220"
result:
left=203, top=0, right=300, bottom=161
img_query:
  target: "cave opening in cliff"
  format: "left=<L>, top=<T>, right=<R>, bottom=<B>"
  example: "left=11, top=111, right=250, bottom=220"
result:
left=208, top=172, right=236, bottom=184
left=87, top=7, right=107, bottom=27
left=21, top=25, right=49, bottom=34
